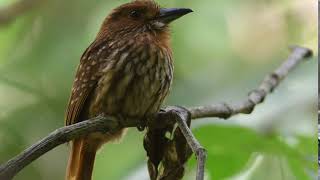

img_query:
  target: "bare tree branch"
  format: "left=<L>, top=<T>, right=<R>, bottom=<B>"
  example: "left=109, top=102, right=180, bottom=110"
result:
left=189, top=46, right=313, bottom=120
left=0, top=46, right=313, bottom=180
left=0, top=116, right=120, bottom=180
left=0, top=0, right=42, bottom=26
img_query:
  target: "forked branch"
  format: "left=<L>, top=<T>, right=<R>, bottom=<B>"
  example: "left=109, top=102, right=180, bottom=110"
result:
left=0, top=46, right=313, bottom=180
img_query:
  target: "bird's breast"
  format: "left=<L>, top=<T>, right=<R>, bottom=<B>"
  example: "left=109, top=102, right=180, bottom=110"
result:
left=90, top=42, right=173, bottom=119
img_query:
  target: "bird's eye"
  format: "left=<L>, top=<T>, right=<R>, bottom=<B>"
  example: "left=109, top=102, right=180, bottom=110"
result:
left=129, top=10, right=141, bottom=18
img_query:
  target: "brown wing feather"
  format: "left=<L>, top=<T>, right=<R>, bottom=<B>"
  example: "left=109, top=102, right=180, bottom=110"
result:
left=65, top=87, right=93, bottom=126
left=65, top=41, right=108, bottom=126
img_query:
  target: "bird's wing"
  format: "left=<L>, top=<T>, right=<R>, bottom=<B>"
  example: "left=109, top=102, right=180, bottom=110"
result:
left=65, top=41, right=108, bottom=126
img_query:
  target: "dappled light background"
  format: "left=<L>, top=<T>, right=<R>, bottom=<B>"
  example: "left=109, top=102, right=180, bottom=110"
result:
left=0, top=0, right=317, bottom=180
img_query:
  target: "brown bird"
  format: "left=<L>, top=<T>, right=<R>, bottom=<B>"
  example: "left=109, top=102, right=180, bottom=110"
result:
left=65, top=1, right=192, bottom=179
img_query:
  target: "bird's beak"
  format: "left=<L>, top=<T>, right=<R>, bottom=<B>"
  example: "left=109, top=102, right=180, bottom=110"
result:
left=156, top=8, right=193, bottom=24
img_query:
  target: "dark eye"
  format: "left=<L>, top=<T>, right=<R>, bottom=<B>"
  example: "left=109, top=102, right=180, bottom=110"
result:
left=129, top=10, right=141, bottom=18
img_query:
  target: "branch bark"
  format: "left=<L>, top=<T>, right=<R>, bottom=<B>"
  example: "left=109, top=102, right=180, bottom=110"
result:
left=189, top=46, right=313, bottom=119
left=0, top=46, right=313, bottom=180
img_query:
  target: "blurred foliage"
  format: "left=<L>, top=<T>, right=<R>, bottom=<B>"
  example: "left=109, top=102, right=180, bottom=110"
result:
left=0, top=0, right=317, bottom=180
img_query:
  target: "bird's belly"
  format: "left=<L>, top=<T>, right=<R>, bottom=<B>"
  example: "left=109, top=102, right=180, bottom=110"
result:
left=121, top=75, right=164, bottom=117
left=90, top=56, right=172, bottom=119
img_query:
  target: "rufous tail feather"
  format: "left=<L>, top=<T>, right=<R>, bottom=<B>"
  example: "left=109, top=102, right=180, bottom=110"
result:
left=66, top=138, right=98, bottom=180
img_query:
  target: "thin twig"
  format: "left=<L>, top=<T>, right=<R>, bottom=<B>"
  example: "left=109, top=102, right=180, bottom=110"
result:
left=168, top=106, right=207, bottom=180
left=0, top=46, right=313, bottom=179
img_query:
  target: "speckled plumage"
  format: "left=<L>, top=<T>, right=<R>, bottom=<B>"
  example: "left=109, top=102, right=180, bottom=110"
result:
left=64, top=1, right=191, bottom=179
left=66, top=34, right=173, bottom=127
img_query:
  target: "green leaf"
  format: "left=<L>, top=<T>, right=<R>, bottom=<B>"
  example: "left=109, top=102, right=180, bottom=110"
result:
left=191, top=125, right=315, bottom=180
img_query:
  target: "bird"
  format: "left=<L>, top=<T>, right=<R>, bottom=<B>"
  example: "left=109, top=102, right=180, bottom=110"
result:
left=64, top=0, right=192, bottom=179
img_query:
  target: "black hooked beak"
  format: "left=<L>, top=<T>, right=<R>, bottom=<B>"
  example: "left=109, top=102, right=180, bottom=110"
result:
left=156, top=8, right=193, bottom=24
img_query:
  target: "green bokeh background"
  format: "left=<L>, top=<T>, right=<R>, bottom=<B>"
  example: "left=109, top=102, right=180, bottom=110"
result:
left=0, top=0, right=317, bottom=180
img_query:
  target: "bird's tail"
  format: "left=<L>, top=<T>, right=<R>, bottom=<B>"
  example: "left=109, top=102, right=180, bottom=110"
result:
left=66, top=138, right=98, bottom=180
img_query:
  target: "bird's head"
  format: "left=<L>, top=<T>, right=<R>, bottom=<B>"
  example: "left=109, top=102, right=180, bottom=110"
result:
left=97, top=0, right=192, bottom=38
